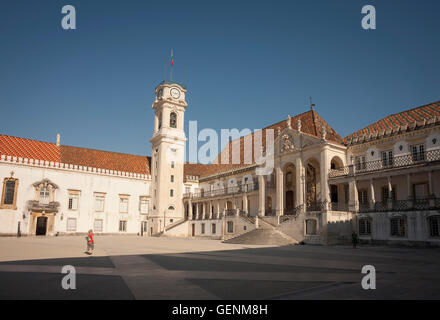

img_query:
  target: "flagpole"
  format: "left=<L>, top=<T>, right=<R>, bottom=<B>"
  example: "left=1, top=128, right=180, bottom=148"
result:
left=170, top=49, right=173, bottom=81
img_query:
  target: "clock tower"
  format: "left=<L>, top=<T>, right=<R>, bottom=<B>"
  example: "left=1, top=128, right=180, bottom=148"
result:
left=149, top=81, right=188, bottom=235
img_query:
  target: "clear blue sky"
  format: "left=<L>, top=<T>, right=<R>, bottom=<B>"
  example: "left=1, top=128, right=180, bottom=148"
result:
left=0, top=0, right=438, bottom=158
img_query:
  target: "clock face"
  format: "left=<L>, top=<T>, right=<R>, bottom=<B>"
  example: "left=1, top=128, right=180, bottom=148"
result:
left=170, top=88, right=180, bottom=99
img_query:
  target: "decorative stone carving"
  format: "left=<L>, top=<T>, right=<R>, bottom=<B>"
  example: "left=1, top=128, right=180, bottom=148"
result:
left=297, top=119, right=302, bottom=132
left=280, top=134, right=294, bottom=153
left=321, top=126, right=327, bottom=140
left=287, top=115, right=291, bottom=129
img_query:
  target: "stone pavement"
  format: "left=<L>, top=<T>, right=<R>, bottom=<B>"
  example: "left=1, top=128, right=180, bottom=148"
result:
left=0, top=235, right=439, bottom=299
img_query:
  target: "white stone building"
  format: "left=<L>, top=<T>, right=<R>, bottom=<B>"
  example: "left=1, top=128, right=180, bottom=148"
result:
left=1, top=80, right=439, bottom=246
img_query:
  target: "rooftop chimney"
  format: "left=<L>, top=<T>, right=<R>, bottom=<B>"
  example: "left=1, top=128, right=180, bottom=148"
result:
left=56, top=133, right=60, bottom=147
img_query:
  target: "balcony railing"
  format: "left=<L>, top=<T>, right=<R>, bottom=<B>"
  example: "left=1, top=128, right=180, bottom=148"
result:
left=329, top=202, right=349, bottom=212
left=329, top=149, right=440, bottom=178
left=357, top=198, right=440, bottom=213
left=306, top=201, right=327, bottom=212
left=183, top=181, right=259, bottom=200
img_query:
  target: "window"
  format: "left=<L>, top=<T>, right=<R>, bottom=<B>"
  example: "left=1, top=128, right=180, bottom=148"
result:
left=201, top=223, right=205, bottom=234
left=168, top=206, right=175, bottom=210
left=381, top=151, right=393, bottom=167
left=359, top=218, right=371, bottom=235
left=140, top=197, right=149, bottom=214
left=211, top=223, right=216, bottom=234
left=95, top=194, right=105, bottom=212
left=306, top=219, right=317, bottom=235
left=358, top=189, right=368, bottom=205
left=119, top=220, right=127, bottom=232
left=185, top=186, right=191, bottom=194
left=286, top=172, right=292, bottom=187
left=170, top=112, right=177, bottom=128
left=411, top=145, right=425, bottom=162
left=68, top=191, right=79, bottom=210
left=1, top=178, right=18, bottom=208
left=355, top=156, right=366, bottom=171
left=94, top=219, right=103, bottom=232
left=119, top=197, right=129, bottom=213
left=171, top=161, right=175, bottom=169
left=382, top=186, right=396, bottom=202
left=429, top=216, right=440, bottom=238
left=227, top=221, right=234, bottom=233
left=170, top=189, right=174, bottom=197
left=171, top=175, right=174, bottom=183
left=67, top=218, right=77, bottom=231
left=39, top=187, right=50, bottom=205
left=414, top=183, right=428, bottom=200
left=390, top=217, right=406, bottom=237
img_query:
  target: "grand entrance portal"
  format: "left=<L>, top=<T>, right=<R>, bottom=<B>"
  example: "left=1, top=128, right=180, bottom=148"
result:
left=36, top=216, right=48, bottom=236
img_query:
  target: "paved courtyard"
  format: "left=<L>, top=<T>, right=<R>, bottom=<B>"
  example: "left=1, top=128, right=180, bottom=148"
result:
left=0, top=235, right=439, bottom=299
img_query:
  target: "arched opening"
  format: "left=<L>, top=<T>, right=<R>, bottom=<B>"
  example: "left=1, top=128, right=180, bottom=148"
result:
left=283, top=162, right=296, bottom=213
left=36, top=216, right=48, bottom=236
left=265, top=196, right=272, bottom=215
left=170, top=112, right=177, bottom=128
left=306, top=158, right=321, bottom=211
left=330, top=156, right=344, bottom=170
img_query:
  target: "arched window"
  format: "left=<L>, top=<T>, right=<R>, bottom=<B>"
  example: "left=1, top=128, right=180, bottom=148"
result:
left=168, top=206, right=175, bottom=210
left=1, top=177, right=18, bottom=209
left=170, top=112, right=177, bottom=128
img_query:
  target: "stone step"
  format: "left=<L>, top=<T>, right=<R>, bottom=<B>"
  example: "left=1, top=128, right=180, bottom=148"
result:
left=223, top=229, right=297, bottom=245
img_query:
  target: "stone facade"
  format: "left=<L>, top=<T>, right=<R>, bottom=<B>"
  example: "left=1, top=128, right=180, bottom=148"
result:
left=1, top=80, right=439, bottom=246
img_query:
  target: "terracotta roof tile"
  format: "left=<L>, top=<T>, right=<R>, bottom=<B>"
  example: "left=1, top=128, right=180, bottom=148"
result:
left=0, top=135, right=150, bottom=175
left=184, top=108, right=343, bottom=179
left=343, top=101, right=440, bottom=145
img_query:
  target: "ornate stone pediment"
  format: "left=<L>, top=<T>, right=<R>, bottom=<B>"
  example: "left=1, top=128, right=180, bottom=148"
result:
left=280, top=134, right=295, bottom=153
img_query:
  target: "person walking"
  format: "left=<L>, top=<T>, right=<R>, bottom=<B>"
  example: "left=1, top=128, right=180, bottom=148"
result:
left=352, top=230, right=359, bottom=249
left=85, top=229, right=94, bottom=255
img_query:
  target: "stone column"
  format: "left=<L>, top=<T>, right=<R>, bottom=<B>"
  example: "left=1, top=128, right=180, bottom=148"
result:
left=349, top=179, right=358, bottom=212
left=320, top=147, right=330, bottom=211
left=195, top=203, right=199, bottom=220
left=369, top=178, right=375, bottom=210
left=258, top=175, right=266, bottom=216
left=209, top=201, right=213, bottom=219
left=428, top=171, right=434, bottom=196
left=275, top=167, right=284, bottom=216
left=295, top=157, right=304, bottom=211
left=243, top=194, right=248, bottom=214
left=387, top=176, right=393, bottom=210
left=188, top=199, right=193, bottom=220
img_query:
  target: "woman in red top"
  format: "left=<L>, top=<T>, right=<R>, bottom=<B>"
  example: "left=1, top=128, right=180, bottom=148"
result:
left=86, top=229, right=94, bottom=255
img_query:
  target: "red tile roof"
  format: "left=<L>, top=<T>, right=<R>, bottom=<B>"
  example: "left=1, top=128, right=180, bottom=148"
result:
left=343, top=101, right=440, bottom=145
left=184, top=109, right=342, bottom=179
left=0, top=135, right=150, bottom=175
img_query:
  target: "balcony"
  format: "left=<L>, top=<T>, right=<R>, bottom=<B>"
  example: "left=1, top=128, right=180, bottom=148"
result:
left=183, top=181, right=259, bottom=200
left=329, top=149, right=440, bottom=178
left=357, top=198, right=440, bottom=213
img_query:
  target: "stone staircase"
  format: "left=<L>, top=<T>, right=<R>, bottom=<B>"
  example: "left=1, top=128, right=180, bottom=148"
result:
left=223, top=216, right=298, bottom=245
left=223, top=228, right=297, bottom=245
